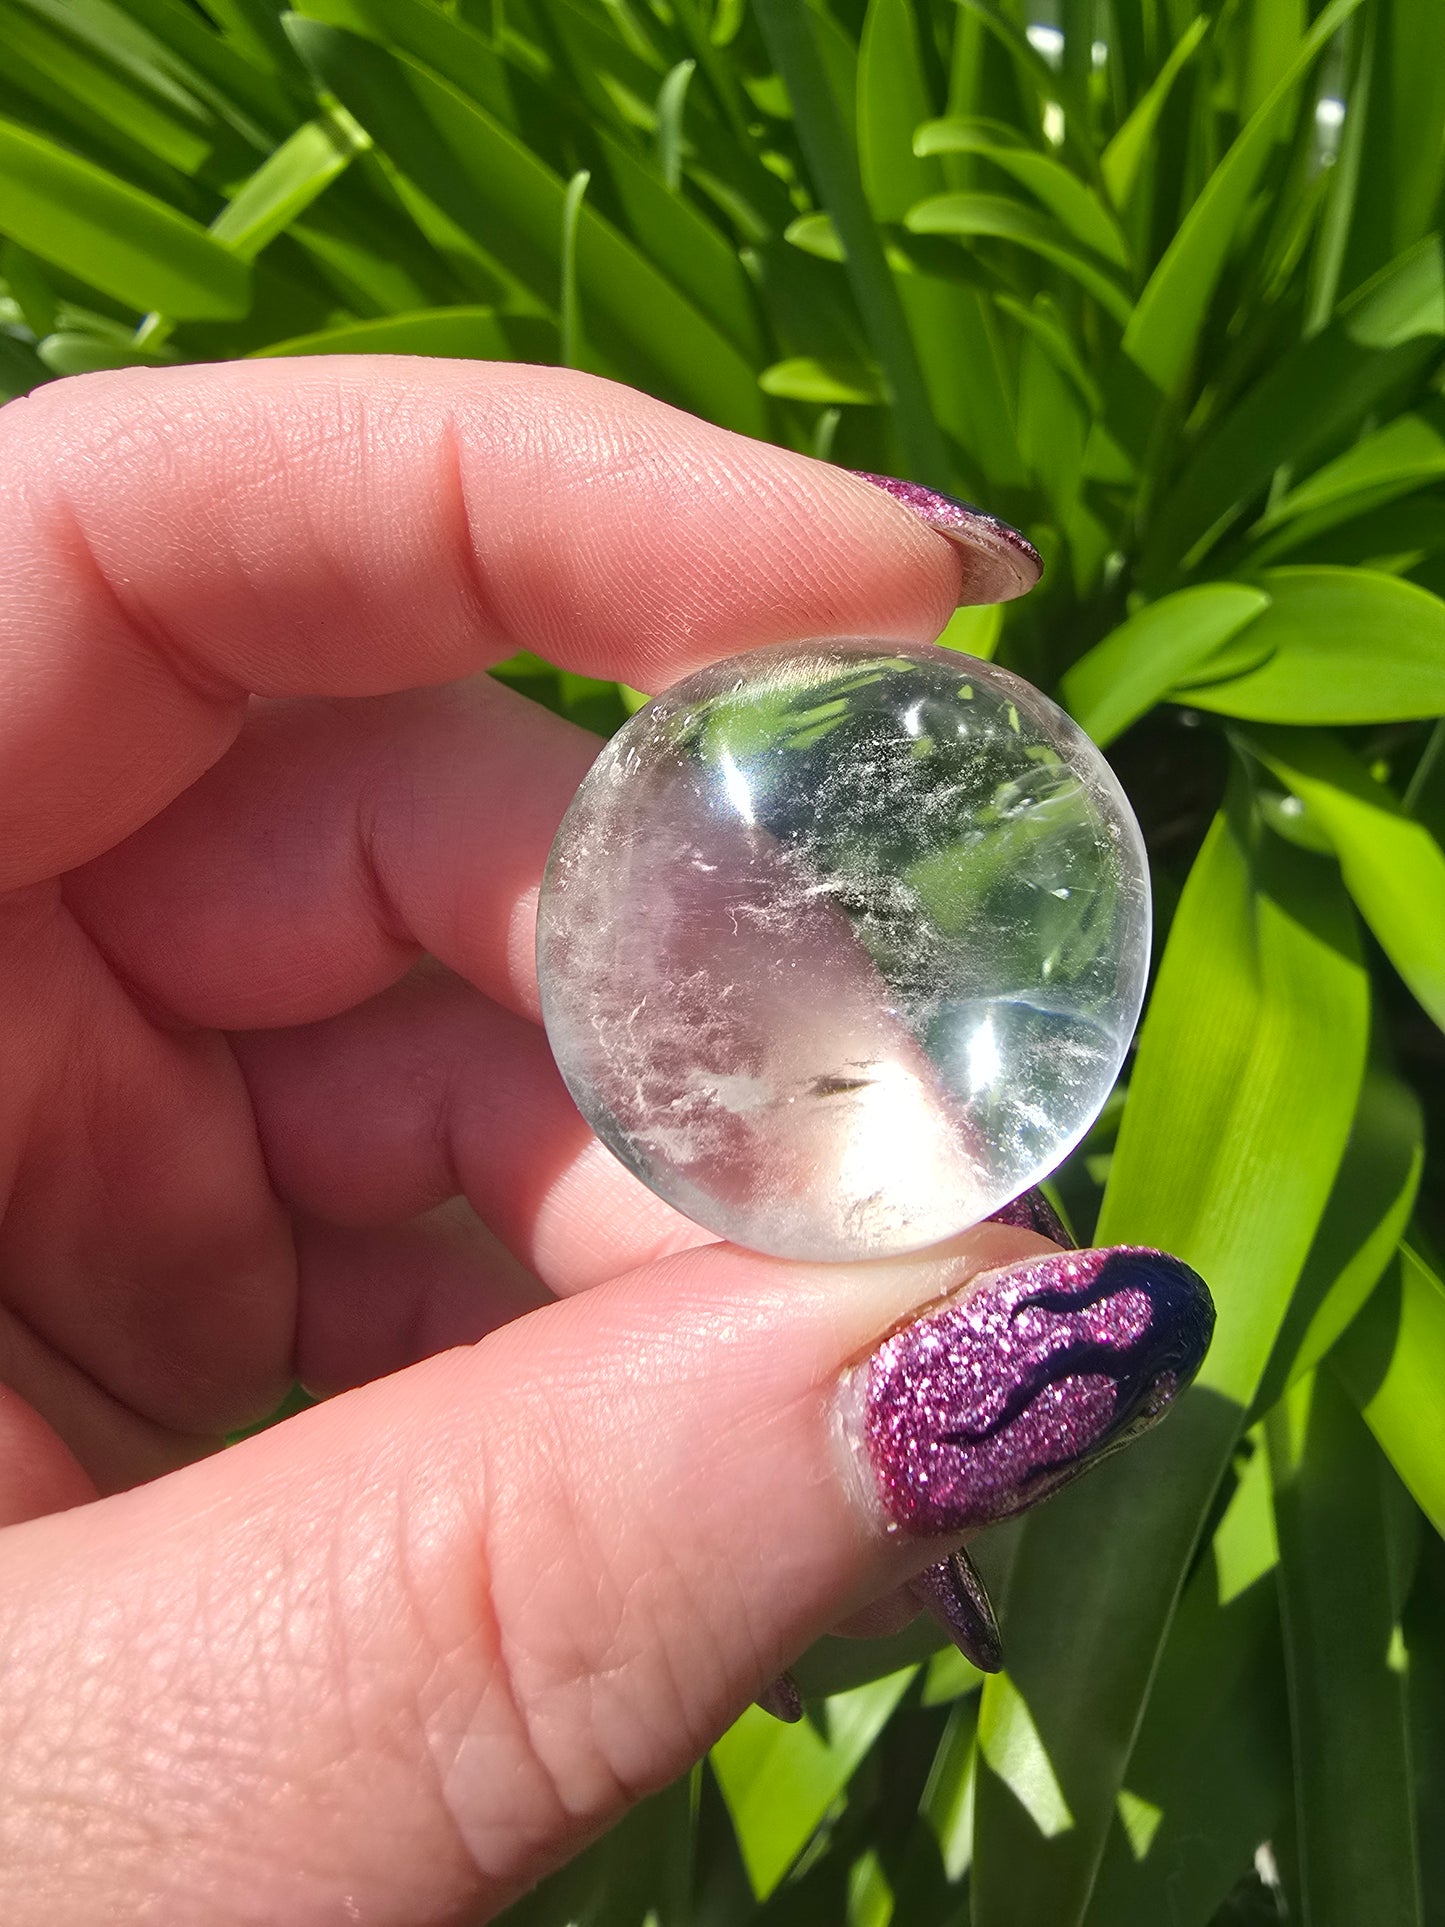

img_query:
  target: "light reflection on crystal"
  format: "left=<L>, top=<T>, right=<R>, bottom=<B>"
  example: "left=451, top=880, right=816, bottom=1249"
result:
left=537, top=640, right=1150, bottom=1260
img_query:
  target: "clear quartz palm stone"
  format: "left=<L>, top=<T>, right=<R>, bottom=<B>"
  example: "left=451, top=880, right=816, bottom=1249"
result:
left=537, top=640, right=1150, bottom=1261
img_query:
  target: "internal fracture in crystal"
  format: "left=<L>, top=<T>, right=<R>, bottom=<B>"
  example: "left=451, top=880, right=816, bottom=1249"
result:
left=537, top=641, right=1150, bottom=1261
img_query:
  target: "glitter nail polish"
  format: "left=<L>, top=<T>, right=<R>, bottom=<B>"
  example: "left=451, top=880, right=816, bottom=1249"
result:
left=755, top=1671, right=804, bottom=1724
left=988, top=1186, right=1073, bottom=1248
left=849, top=1247, right=1214, bottom=1536
left=851, top=472, right=1043, bottom=604
left=910, top=1546, right=1003, bottom=1673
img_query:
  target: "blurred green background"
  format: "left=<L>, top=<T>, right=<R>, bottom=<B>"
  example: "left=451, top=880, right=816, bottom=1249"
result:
left=3, top=0, right=1444, bottom=1921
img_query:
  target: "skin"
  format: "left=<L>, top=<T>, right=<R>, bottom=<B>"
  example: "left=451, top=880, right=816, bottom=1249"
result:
left=0, top=358, right=1069, bottom=1925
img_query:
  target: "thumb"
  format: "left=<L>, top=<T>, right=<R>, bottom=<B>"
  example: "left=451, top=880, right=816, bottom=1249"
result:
left=0, top=1228, right=1210, bottom=1925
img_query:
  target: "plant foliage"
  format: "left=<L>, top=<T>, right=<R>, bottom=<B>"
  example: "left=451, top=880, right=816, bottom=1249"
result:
left=3, top=0, right=1443, bottom=1920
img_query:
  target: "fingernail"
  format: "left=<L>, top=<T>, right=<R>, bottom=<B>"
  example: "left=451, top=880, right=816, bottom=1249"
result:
left=755, top=1670, right=804, bottom=1723
left=988, top=1186, right=1074, bottom=1249
left=851, top=472, right=1043, bottom=605
left=842, top=1247, right=1215, bottom=1536
left=910, top=1546, right=1002, bottom=1673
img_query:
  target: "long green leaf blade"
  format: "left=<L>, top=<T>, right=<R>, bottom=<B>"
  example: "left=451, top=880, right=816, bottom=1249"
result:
left=1268, top=1371, right=1423, bottom=1927
left=1178, top=568, right=1445, bottom=723
left=753, top=0, right=950, bottom=483
left=0, top=113, right=249, bottom=316
left=1340, top=1245, right=1445, bottom=1537
left=971, top=787, right=1368, bottom=1927
left=1247, top=728, right=1445, bottom=1031
left=1119, top=0, right=1364, bottom=404
left=1062, top=583, right=1270, bottom=745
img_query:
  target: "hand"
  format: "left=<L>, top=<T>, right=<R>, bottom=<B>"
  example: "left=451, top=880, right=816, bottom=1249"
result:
left=0, top=360, right=1210, bottom=1923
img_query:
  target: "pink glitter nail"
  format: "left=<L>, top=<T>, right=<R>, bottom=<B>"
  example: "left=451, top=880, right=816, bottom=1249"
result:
left=859, top=1247, right=1213, bottom=1536
left=852, top=472, right=1043, bottom=605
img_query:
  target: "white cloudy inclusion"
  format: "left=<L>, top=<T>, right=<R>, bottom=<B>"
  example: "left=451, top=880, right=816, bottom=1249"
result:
left=536, top=641, right=1151, bottom=1261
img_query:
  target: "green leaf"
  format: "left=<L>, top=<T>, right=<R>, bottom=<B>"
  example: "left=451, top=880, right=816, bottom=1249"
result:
left=920, top=1699, right=979, bottom=1880
left=1085, top=1451, right=1289, bottom=1927
left=1145, top=235, right=1445, bottom=577
left=559, top=166, right=589, bottom=368
left=711, top=1669, right=916, bottom=1899
left=210, top=115, right=365, bottom=262
left=857, top=0, right=942, bottom=222
left=753, top=0, right=951, bottom=484
left=1339, top=1245, right=1445, bottom=1538
left=654, top=57, right=694, bottom=192
left=1099, top=15, right=1210, bottom=211
left=758, top=354, right=884, bottom=404
left=1267, top=1372, right=1423, bottom=1927
left=1, top=236, right=56, bottom=335
left=0, top=114, right=250, bottom=317
left=291, top=0, right=518, bottom=127
left=1253, top=1063, right=1424, bottom=1419
left=1061, top=583, right=1271, bottom=746
left=500, top=1768, right=698, bottom=1927
left=1254, top=401, right=1445, bottom=537
left=598, top=126, right=763, bottom=362
left=1178, top=568, right=1445, bottom=723
left=250, top=305, right=551, bottom=360
left=285, top=19, right=766, bottom=435
left=1118, top=0, right=1366, bottom=405
left=36, top=327, right=175, bottom=372
left=0, top=0, right=217, bottom=177
left=970, top=786, right=1368, bottom=1927
left=1335, top=0, right=1445, bottom=297
left=0, top=328, right=47, bottom=400
left=905, top=192, right=1133, bottom=323
left=784, top=210, right=846, bottom=261
left=1247, top=728, right=1445, bottom=1031
left=915, top=121, right=1131, bottom=267
left=1018, top=329, right=1086, bottom=521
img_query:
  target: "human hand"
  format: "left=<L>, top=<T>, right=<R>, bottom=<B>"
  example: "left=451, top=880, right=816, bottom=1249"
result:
left=0, top=360, right=1211, bottom=1923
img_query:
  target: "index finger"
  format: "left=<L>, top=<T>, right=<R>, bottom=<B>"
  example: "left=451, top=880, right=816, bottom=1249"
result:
left=0, top=357, right=1012, bottom=888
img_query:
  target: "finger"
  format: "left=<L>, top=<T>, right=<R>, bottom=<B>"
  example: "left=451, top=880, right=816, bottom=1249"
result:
left=0, top=1232, right=1211, bottom=1923
left=230, top=963, right=710, bottom=1301
left=292, top=1199, right=554, bottom=1397
left=67, top=678, right=596, bottom=1030
left=0, top=1384, right=95, bottom=1524
left=1, top=359, right=975, bottom=889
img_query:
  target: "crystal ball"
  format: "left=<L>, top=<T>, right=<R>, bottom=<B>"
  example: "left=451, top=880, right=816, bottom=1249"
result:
left=537, top=641, right=1150, bottom=1261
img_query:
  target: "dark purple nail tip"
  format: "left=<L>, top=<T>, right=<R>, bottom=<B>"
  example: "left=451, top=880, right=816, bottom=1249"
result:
left=755, top=1671, right=804, bottom=1723
left=861, top=1248, right=1215, bottom=1536
left=989, top=1187, right=1075, bottom=1250
left=851, top=471, right=1043, bottom=602
left=911, top=1546, right=1003, bottom=1673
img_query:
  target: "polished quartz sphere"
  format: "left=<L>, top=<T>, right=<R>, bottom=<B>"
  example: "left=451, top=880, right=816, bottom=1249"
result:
left=537, top=641, right=1150, bottom=1261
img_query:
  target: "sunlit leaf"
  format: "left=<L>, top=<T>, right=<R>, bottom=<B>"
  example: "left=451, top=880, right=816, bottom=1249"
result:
left=1099, top=15, right=1209, bottom=211
left=971, top=784, right=1368, bottom=1926
left=1268, top=1371, right=1423, bottom=1927
left=857, top=0, right=941, bottom=222
left=1085, top=1447, right=1289, bottom=1927
left=906, top=191, right=1133, bottom=323
left=1246, top=728, right=1445, bottom=1031
left=1145, top=236, right=1445, bottom=576
left=251, top=305, right=552, bottom=359
left=1253, top=1063, right=1424, bottom=1418
left=0, top=113, right=249, bottom=316
left=711, top=1670, right=916, bottom=1899
left=1062, top=583, right=1270, bottom=745
left=758, top=354, right=884, bottom=404
left=1339, top=1245, right=1445, bottom=1538
left=753, top=0, right=950, bottom=484
left=916, top=121, right=1131, bottom=267
left=210, top=114, right=365, bottom=261
left=1119, top=0, right=1364, bottom=407
left=1178, top=568, right=1445, bottom=722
